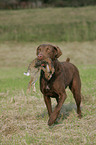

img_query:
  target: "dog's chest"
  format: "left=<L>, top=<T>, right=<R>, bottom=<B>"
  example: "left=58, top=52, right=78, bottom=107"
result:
left=46, top=85, right=50, bottom=90
left=42, top=81, right=53, bottom=93
left=40, top=77, right=57, bottom=97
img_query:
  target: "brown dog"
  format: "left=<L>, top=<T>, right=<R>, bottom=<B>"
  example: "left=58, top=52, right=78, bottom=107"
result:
left=37, top=44, right=82, bottom=126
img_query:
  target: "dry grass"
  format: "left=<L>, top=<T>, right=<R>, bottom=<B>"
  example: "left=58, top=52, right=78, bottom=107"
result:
left=0, top=91, right=96, bottom=144
left=0, top=41, right=96, bottom=68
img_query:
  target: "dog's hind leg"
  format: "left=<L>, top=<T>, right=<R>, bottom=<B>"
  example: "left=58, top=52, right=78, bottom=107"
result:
left=69, top=75, right=82, bottom=118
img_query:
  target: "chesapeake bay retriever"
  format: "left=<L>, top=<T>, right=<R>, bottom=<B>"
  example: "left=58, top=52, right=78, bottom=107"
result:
left=37, top=44, right=82, bottom=126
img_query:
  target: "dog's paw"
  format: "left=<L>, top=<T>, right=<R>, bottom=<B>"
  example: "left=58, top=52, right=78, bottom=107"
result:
left=78, top=113, right=82, bottom=119
left=48, top=113, right=57, bottom=126
left=48, top=118, right=54, bottom=126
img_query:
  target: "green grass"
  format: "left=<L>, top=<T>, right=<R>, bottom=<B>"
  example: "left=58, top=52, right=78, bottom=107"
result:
left=0, top=67, right=40, bottom=96
left=0, top=6, right=96, bottom=42
left=0, top=42, right=96, bottom=144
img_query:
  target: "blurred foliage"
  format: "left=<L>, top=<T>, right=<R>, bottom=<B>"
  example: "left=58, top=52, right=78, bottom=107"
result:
left=0, top=7, right=96, bottom=42
left=42, top=0, right=96, bottom=7
left=0, top=0, right=96, bottom=9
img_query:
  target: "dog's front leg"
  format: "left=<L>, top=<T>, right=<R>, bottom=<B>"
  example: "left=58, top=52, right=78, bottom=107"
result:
left=48, top=92, right=67, bottom=126
left=44, top=95, right=52, bottom=116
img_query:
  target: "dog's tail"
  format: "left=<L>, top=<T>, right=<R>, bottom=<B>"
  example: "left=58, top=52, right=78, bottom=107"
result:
left=66, top=57, right=70, bottom=62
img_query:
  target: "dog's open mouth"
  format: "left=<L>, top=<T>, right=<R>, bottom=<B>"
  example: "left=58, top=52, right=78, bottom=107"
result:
left=40, top=58, right=55, bottom=80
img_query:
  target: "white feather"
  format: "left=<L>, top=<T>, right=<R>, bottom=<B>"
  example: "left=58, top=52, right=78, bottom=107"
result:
left=24, top=72, right=30, bottom=76
left=46, top=64, right=50, bottom=72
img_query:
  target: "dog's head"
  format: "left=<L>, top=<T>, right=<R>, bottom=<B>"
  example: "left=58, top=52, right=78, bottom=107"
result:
left=36, top=44, right=62, bottom=61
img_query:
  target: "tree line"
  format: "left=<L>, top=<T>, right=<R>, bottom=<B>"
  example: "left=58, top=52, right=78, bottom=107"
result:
left=0, top=0, right=96, bottom=9
left=42, top=0, right=96, bottom=7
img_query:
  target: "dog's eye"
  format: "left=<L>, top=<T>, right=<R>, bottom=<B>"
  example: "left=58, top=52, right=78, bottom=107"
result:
left=38, top=48, right=41, bottom=52
left=46, top=48, right=50, bottom=52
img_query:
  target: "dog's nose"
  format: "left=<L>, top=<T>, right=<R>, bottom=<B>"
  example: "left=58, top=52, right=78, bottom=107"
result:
left=37, top=54, right=43, bottom=60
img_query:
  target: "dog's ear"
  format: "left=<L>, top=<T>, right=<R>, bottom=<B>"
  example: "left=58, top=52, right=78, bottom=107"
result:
left=53, top=46, right=62, bottom=58
left=36, top=46, right=40, bottom=56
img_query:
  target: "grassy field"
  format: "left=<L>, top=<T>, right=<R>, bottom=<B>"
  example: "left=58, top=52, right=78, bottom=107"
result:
left=0, top=5, right=96, bottom=145
left=0, top=41, right=96, bottom=144
left=0, top=6, right=96, bottom=42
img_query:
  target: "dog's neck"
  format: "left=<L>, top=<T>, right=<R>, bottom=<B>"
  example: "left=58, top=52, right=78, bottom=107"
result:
left=52, top=59, right=62, bottom=74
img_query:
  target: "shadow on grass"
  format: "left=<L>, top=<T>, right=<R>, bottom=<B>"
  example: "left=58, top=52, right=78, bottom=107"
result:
left=54, top=102, right=77, bottom=125
left=60, top=102, right=77, bottom=119
left=37, top=102, right=77, bottom=125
